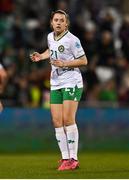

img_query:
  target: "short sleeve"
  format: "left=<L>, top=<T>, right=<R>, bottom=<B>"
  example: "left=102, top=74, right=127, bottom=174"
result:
left=70, top=37, right=85, bottom=59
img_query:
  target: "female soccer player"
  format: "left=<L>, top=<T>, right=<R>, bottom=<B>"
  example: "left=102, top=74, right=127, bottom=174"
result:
left=30, top=10, right=88, bottom=171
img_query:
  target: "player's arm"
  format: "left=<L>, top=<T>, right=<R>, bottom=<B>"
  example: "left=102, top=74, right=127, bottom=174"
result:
left=64, top=55, right=88, bottom=67
left=51, top=55, right=88, bottom=68
left=30, top=49, right=50, bottom=62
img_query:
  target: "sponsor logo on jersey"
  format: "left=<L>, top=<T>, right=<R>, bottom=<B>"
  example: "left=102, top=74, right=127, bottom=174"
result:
left=58, top=45, right=65, bottom=52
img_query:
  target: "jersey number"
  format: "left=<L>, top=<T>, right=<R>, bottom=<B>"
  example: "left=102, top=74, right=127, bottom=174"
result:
left=50, top=50, right=58, bottom=59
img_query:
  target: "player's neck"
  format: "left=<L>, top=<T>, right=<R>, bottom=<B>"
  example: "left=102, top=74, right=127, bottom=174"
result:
left=54, top=30, right=68, bottom=41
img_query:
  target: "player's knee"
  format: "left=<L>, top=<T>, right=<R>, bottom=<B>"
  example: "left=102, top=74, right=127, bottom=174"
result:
left=63, top=113, right=75, bottom=126
left=52, top=120, right=63, bottom=128
left=52, top=116, right=63, bottom=127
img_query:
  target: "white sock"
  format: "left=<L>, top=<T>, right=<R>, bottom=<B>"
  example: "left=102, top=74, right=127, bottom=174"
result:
left=55, top=127, right=69, bottom=159
left=65, top=124, right=79, bottom=160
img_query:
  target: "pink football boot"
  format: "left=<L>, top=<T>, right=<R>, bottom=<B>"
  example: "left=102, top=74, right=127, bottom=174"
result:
left=68, top=158, right=79, bottom=170
left=58, top=159, right=69, bottom=171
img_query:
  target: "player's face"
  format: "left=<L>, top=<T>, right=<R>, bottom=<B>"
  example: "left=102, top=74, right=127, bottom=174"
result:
left=51, top=13, right=68, bottom=35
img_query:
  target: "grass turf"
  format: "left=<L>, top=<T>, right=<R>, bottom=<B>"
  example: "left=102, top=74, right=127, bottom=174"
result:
left=0, top=152, right=129, bottom=178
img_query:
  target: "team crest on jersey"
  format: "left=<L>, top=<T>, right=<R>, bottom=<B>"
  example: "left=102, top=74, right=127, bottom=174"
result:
left=58, top=45, right=65, bottom=53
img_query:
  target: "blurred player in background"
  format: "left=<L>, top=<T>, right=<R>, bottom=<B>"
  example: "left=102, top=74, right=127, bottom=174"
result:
left=0, top=63, right=7, bottom=112
left=30, top=10, right=88, bottom=171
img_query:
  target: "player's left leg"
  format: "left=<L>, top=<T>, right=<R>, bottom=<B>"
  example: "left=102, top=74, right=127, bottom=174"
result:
left=63, top=100, right=79, bottom=163
left=62, top=86, right=83, bottom=170
left=63, top=100, right=79, bottom=170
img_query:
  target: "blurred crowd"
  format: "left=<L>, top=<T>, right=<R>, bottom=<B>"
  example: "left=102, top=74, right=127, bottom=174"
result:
left=0, top=0, right=129, bottom=108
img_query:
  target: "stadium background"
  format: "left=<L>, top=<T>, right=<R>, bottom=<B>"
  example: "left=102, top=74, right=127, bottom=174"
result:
left=0, top=0, right=129, bottom=154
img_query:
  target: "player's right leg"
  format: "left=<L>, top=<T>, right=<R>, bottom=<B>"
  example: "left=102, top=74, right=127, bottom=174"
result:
left=50, top=89, right=70, bottom=170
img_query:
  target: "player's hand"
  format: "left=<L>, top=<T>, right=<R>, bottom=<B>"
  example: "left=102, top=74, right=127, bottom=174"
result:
left=30, top=52, right=41, bottom=62
left=50, top=60, right=65, bottom=67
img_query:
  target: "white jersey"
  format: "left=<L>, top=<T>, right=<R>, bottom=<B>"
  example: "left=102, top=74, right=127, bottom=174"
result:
left=47, top=31, right=85, bottom=90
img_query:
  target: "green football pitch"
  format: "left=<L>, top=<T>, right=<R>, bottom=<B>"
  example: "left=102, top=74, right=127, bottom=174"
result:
left=0, top=152, right=129, bottom=179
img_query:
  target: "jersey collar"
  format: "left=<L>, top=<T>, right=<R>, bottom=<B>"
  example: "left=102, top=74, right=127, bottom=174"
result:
left=54, top=30, right=68, bottom=41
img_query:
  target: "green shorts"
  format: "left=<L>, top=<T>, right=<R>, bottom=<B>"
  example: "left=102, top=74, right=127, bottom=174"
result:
left=50, top=86, right=83, bottom=104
